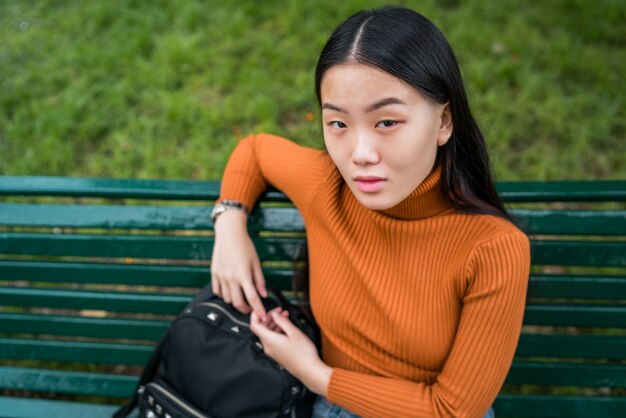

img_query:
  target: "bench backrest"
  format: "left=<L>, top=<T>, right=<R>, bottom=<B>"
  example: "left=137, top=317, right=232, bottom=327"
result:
left=1, top=176, right=625, bottom=417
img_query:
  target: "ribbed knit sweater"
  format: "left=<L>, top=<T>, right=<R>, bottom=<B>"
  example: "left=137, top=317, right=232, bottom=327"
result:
left=218, top=133, right=530, bottom=418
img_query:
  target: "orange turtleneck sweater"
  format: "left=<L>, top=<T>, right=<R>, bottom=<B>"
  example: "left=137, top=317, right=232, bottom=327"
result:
left=218, top=133, right=530, bottom=418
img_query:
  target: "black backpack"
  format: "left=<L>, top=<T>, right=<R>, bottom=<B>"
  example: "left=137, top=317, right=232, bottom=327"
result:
left=114, top=285, right=320, bottom=418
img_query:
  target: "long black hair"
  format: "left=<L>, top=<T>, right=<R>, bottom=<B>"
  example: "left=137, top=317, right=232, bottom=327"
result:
left=315, top=6, right=509, bottom=219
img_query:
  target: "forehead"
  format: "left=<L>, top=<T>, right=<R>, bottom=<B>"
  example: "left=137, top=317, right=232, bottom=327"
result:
left=320, top=63, right=421, bottom=105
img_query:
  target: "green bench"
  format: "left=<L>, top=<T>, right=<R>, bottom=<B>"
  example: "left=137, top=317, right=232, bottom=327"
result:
left=0, top=176, right=625, bottom=418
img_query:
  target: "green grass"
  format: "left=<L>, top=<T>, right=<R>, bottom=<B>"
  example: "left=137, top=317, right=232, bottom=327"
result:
left=1, top=0, right=624, bottom=181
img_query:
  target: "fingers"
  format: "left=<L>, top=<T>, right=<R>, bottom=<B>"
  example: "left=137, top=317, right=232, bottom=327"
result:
left=251, top=309, right=289, bottom=335
left=252, top=261, right=268, bottom=298
left=228, top=283, right=251, bottom=314
left=267, top=309, right=296, bottom=337
left=242, top=283, right=266, bottom=320
left=211, top=273, right=222, bottom=297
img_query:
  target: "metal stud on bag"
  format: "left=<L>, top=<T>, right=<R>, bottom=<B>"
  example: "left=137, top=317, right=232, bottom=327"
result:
left=155, top=404, right=163, bottom=414
left=207, top=312, right=218, bottom=321
left=145, top=411, right=156, bottom=418
left=148, top=395, right=154, bottom=406
left=231, top=325, right=240, bottom=333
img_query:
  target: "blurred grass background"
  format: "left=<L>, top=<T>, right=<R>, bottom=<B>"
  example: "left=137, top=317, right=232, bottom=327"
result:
left=1, top=0, right=624, bottom=181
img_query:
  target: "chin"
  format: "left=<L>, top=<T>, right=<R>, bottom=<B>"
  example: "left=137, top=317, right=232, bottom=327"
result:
left=355, top=194, right=397, bottom=211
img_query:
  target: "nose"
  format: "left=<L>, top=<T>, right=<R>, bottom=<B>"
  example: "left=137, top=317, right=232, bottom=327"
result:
left=351, top=132, right=380, bottom=166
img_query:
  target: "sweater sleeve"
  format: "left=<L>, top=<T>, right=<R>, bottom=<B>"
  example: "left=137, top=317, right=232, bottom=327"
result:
left=218, top=133, right=332, bottom=212
left=327, top=230, right=530, bottom=418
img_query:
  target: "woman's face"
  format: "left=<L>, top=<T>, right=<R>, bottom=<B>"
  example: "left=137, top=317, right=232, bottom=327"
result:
left=321, top=64, right=453, bottom=211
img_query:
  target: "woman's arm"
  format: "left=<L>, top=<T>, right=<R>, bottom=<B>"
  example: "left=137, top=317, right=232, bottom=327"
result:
left=212, top=133, right=332, bottom=316
left=253, top=230, right=530, bottom=418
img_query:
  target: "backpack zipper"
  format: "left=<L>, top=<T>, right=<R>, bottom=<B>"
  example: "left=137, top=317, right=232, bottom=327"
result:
left=146, top=382, right=210, bottom=418
left=196, top=302, right=250, bottom=328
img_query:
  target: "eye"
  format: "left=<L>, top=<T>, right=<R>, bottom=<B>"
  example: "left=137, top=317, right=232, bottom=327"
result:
left=376, top=120, right=398, bottom=128
left=328, top=121, right=347, bottom=129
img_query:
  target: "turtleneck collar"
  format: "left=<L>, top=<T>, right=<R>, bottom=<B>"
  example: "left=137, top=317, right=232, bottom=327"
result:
left=376, top=164, right=452, bottom=220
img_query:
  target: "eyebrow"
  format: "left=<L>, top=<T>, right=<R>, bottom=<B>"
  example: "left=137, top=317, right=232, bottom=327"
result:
left=321, top=97, right=407, bottom=114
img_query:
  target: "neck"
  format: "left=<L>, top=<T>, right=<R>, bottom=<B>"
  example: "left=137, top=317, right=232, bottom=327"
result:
left=378, top=164, right=451, bottom=220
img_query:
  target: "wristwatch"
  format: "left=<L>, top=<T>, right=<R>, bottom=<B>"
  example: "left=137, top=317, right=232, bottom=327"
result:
left=211, top=200, right=247, bottom=224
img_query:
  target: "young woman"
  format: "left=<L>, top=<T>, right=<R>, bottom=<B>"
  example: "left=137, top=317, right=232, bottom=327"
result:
left=210, top=7, right=530, bottom=418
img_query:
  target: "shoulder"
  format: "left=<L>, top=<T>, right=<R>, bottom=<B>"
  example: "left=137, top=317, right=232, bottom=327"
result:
left=458, top=213, right=530, bottom=273
left=251, top=132, right=333, bottom=166
left=471, top=213, right=529, bottom=247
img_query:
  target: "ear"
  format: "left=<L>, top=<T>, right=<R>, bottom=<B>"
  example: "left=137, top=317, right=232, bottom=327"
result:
left=437, top=103, right=453, bottom=146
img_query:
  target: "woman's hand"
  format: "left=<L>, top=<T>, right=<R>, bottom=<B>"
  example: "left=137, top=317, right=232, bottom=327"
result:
left=211, top=209, right=268, bottom=319
left=250, top=309, right=332, bottom=396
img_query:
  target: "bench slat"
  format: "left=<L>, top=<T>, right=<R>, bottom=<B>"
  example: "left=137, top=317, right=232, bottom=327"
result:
left=506, top=362, right=626, bottom=387
left=3, top=334, right=624, bottom=367
left=0, top=396, right=118, bottom=418
left=528, top=274, right=626, bottom=299
left=3, top=288, right=626, bottom=321
left=3, top=260, right=623, bottom=299
left=515, top=333, right=626, bottom=360
left=3, top=176, right=625, bottom=202
left=0, top=260, right=296, bottom=288
left=0, top=366, right=135, bottom=398
left=0, top=313, right=168, bottom=341
left=0, top=176, right=223, bottom=201
left=6, top=203, right=625, bottom=236
left=0, top=287, right=190, bottom=314
left=512, top=209, right=626, bottom=235
left=496, top=180, right=626, bottom=202
left=494, top=394, right=626, bottom=418
left=516, top=334, right=626, bottom=359
left=0, top=232, right=305, bottom=261
left=0, top=204, right=306, bottom=232
left=523, top=304, right=626, bottom=327
left=530, top=240, right=626, bottom=267
left=0, top=338, right=152, bottom=365
left=5, top=233, right=624, bottom=267
left=0, top=203, right=213, bottom=230
left=2, top=362, right=623, bottom=401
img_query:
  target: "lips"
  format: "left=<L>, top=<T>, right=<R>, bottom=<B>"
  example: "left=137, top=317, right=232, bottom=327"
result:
left=354, top=176, right=386, bottom=193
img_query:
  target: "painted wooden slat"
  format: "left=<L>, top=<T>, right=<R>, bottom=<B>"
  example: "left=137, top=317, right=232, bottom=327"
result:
left=0, top=260, right=209, bottom=286
left=0, top=260, right=296, bottom=289
left=515, top=334, right=626, bottom=359
left=0, top=176, right=290, bottom=202
left=0, top=366, right=136, bottom=397
left=4, top=335, right=623, bottom=366
left=523, top=304, right=626, bottom=327
left=528, top=274, right=626, bottom=299
left=511, top=209, right=626, bottom=235
left=0, top=396, right=118, bottom=418
left=5, top=234, right=624, bottom=267
left=0, top=203, right=213, bottom=230
left=530, top=240, right=626, bottom=267
left=0, top=232, right=306, bottom=261
left=505, top=362, right=626, bottom=387
left=0, top=204, right=305, bottom=232
left=5, top=204, right=626, bottom=236
left=0, top=338, right=153, bottom=365
left=3, top=176, right=626, bottom=202
left=496, top=180, right=626, bottom=202
left=494, top=394, right=626, bottom=418
left=0, top=313, right=168, bottom=341
left=0, top=176, right=222, bottom=201
left=0, top=287, right=190, bottom=314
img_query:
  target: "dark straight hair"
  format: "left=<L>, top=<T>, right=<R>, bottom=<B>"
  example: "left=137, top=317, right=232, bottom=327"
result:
left=314, top=6, right=509, bottom=219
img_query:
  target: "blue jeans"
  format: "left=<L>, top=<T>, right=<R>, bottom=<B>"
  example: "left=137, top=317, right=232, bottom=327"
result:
left=312, top=396, right=495, bottom=418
